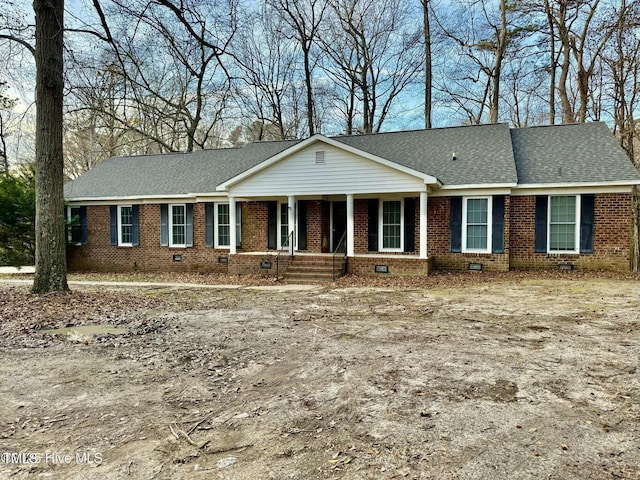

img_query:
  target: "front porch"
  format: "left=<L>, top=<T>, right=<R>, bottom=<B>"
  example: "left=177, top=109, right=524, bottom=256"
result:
left=226, top=251, right=433, bottom=281
left=234, top=195, right=430, bottom=258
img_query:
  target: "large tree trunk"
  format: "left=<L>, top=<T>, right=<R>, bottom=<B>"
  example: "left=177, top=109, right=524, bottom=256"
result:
left=32, top=0, right=69, bottom=293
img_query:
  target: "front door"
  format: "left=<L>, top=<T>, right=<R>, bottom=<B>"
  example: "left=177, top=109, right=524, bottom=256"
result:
left=331, top=201, right=347, bottom=252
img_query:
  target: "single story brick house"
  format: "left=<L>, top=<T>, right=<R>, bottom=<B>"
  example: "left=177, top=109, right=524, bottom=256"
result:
left=64, top=122, right=640, bottom=278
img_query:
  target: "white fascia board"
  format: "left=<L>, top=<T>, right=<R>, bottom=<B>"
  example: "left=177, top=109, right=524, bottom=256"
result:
left=192, top=192, right=229, bottom=202
left=65, top=194, right=208, bottom=205
left=512, top=182, right=637, bottom=196
left=216, top=134, right=441, bottom=191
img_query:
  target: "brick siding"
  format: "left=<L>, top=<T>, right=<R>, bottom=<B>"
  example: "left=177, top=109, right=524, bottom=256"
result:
left=347, top=256, right=432, bottom=276
left=69, top=203, right=232, bottom=273
left=426, top=196, right=510, bottom=272
left=68, top=193, right=633, bottom=274
left=509, top=193, right=632, bottom=270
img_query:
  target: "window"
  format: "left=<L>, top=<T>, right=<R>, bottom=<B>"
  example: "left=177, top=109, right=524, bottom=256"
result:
left=549, top=195, right=579, bottom=253
left=118, top=205, right=133, bottom=246
left=462, top=197, right=492, bottom=253
left=214, top=203, right=241, bottom=248
left=67, top=206, right=82, bottom=244
left=380, top=200, right=403, bottom=251
left=280, top=203, right=290, bottom=248
left=170, top=204, right=186, bottom=247
left=217, top=204, right=230, bottom=247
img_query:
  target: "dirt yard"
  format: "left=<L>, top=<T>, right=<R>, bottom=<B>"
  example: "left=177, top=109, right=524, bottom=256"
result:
left=0, top=273, right=638, bottom=479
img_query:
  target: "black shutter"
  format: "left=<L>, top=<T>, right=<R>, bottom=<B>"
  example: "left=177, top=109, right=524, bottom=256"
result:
left=404, top=197, right=416, bottom=253
left=580, top=194, right=595, bottom=253
left=186, top=204, right=194, bottom=247
left=236, top=203, right=242, bottom=248
left=450, top=197, right=462, bottom=253
left=534, top=196, right=548, bottom=253
left=205, top=203, right=214, bottom=248
left=368, top=199, right=378, bottom=251
left=131, top=205, right=140, bottom=246
left=492, top=195, right=505, bottom=254
left=298, top=200, right=308, bottom=250
left=267, top=201, right=277, bottom=249
left=109, top=205, right=117, bottom=246
left=160, top=204, right=169, bottom=246
left=79, top=206, right=87, bottom=245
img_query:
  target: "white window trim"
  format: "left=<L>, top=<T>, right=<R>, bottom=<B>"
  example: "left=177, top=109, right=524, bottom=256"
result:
left=117, top=204, right=133, bottom=247
left=67, top=206, right=82, bottom=245
left=277, top=202, right=293, bottom=250
left=169, top=203, right=187, bottom=248
left=214, top=202, right=242, bottom=249
left=214, top=202, right=230, bottom=249
left=462, top=196, right=492, bottom=254
left=379, top=199, right=404, bottom=252
left=547, top=194, right=581, bottom=254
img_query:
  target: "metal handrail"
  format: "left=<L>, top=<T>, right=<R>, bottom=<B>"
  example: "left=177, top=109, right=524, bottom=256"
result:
left=332, top=231, right=347, bottom=280
left=275, top=230, right=295, bottom=280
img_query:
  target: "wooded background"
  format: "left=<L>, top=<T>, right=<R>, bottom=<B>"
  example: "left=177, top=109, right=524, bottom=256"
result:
left=1, top=0, right=638, bottom=175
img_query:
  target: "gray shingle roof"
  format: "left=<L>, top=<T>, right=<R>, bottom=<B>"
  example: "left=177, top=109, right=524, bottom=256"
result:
left=64, top=139, right=300, bottom=199
left=334, top=123, right=518, bottom=186
left=511, top=122, right=640, bottom=184
left=64, top=122, right=640, bottom=200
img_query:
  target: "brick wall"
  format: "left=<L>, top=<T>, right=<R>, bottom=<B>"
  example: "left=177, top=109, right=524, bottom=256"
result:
left=68, top=203, right=257, bottom=273
left=347, top=256, right=433, bottom=276
left=228, top=253, right=284, bottom=277
left=509, top=193, right=632, bottom=270
left=354, top=197, right=421, bottom=254
left=241, top=201, right=269, bottom=252
left=68, top=192, right=633, bottom=274
left=426, top=196, right=510, bottom=272
left=305, top=200, right=325, bottom=252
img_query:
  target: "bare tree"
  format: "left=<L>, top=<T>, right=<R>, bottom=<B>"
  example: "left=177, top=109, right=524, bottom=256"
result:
left=267, top=0, right=327, bottom=136
left=602, top=0, right=640, bottom=270
left=322, top=0, right=422, bottom=134
left=543, top=0, right=616, bottom=124
left=76, top=0, right=237, bottom=154
left=433, top=0, right=534, bottom=125
left=421, top=0, right=433, bottom=128
left=32, top=0, right=68, bottom=293
left=0, top=81, right=17, bottom=173
left=234, top=5, right=302, bottom=140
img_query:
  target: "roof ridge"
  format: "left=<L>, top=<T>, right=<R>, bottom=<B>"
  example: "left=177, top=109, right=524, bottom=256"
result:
left=330, top=123, right=508, bottom=140
left=510, top=121, right=604, bottom=132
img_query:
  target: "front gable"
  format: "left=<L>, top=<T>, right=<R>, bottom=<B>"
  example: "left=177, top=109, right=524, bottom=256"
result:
left=217, top=135, right=439, bottom=196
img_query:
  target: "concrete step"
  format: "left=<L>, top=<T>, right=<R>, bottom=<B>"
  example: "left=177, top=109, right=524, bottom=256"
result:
left=285, top=272, right=337, bottom=283
left=283, top=255, right=346, bottom=283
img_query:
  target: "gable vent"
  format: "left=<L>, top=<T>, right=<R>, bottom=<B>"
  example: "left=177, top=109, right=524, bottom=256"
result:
left=315, top=151, right=325, bottom=165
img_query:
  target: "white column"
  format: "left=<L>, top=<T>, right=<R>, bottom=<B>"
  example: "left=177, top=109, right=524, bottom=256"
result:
left=346, top=194, right=354, bottom=257
left=419, top=191, right=428, bottom=259
left=229, top=196, right=237, bottom=254
left=288, top=195, right=295, bottom=254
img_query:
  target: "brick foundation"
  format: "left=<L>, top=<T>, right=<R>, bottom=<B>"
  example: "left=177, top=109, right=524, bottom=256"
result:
left=347, top=256, right=433, bottom=276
